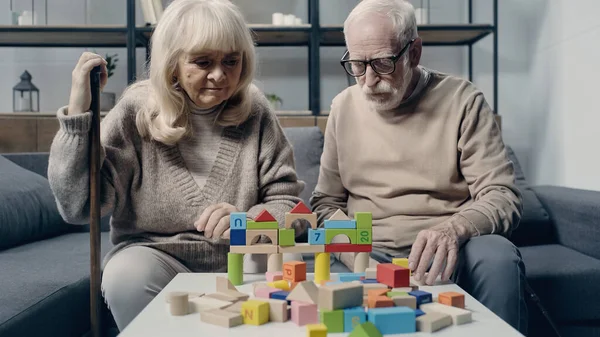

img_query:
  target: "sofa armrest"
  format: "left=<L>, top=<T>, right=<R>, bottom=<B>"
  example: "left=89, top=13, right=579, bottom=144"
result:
left=1, top=152, right=50, bottom=178
left=532, top=185, right=600, bottom=260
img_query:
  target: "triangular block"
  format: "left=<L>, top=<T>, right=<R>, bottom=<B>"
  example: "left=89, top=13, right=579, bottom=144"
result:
left=286, top=280, right=319, bottom=304
left=216, top=276, right=237, bottom=293
left=255, top=209, right=276, bottom=222
left=290, top=201, right=312, bottom=214
left=329, top=209, right=350, bottom=221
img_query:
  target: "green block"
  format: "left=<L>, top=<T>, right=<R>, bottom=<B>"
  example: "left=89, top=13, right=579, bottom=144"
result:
left=326, top=228, right=357, bottom=244
left=227, top=252, right=243, bottom=285
left=279, top=228, right=295, bottom=246
left=320, top=310, right=345, bottom=333
left=354, top=212, right=372, bottom=229
left=349, top=321, right=382, bottom=337
left=387, top=291, right=408, bottom=298
left=247, top=221, right=279, bottom=229
left=357, top=228, right=372, bottom=245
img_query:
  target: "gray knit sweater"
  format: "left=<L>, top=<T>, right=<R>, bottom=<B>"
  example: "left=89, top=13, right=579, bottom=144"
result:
left=47, top=82, right=305, bottom=272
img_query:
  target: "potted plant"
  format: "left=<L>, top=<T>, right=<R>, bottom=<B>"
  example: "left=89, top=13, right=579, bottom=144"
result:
left=265, top=93, right=282, bottom=111
left=100, top=53, right=118, bottom=111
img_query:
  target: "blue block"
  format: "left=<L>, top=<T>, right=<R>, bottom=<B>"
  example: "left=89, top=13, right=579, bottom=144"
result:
left=324, top=220, right=357, bottom=229
left=367, top=307, right=416, bottom=334
left=361, top=279, right=379, bottom=284
left=408, top=290, right=433, bottom=308
left=230, top=212, right=247, bottom=230
left=343, top=306, right=367, bottom=332
left=230, top=229, right=246, bottom=245
left=415, top=309, right=425, bottom=317
left=270, top=290, right=290, bottom=302
left=338, top=273, right=365, bottom=282
left=309, top=228, right=326, bottom=245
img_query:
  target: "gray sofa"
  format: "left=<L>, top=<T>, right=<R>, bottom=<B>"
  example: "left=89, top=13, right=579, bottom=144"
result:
left=1, top=126, right=599, bottom=337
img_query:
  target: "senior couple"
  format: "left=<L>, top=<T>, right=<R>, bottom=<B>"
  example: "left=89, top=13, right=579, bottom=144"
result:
left=47, top=0, right=527, bottom=333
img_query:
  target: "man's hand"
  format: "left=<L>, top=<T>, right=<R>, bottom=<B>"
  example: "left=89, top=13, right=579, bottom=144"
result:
left=408, top=220, right=473, bottom=285
left=194, top=203, right=238, bottom=239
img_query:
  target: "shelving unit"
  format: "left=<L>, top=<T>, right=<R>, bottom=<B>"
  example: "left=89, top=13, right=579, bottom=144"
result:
left=0, top=0, right=498, bottom=115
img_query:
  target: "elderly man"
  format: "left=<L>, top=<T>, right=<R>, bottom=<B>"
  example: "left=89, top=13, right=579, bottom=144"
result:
left=309, top=0, right=527, bottom=333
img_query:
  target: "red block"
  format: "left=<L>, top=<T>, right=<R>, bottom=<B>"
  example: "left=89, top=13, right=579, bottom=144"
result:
left=376, top=263, right=410, bottom=288
left=325, top=244, right=372, bottom=253
left=290, top=201, right=312, bottom=214
left=255, top=209, right=276, bottom=222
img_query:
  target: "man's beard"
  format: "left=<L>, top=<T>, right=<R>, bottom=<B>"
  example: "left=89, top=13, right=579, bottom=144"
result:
left=360, top=60, right=413, bottom=111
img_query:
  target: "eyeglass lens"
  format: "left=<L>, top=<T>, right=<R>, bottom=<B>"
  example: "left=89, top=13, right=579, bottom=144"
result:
left=344, top=58, right=396, bottom=76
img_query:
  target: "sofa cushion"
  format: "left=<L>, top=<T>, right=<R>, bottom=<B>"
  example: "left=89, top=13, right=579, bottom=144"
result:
left=283, top=127, right=324, bottom=205
left=0, top=155, right=71, bottom=250
left=520, top=244, right=600, bottom=322
left=0, top=232, right=113, bottom=337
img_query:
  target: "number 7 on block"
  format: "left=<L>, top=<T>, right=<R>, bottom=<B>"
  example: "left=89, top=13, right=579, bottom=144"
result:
left=309, top=228, right=325, bottom=245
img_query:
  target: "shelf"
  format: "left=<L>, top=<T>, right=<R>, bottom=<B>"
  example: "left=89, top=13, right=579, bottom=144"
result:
left=320, top=24, right=494, bottom=47
left=0, top=25, right=131, bottom=47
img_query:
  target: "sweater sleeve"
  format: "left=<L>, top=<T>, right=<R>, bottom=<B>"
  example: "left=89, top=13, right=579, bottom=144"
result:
left=47, top=100, right=139, bottom=225
left=453, top=92, right=523, bottom=237
left=309, top=102, right=349, bottom=227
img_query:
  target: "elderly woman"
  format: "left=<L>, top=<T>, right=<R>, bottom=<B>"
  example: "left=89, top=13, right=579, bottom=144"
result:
left=48, top=0, right=304, bottom=330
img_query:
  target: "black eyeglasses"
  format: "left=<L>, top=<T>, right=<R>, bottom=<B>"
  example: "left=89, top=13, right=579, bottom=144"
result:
left=340, top=38, right=415, bottom=77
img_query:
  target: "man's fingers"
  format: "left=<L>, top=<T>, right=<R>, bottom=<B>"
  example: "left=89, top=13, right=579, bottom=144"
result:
left=426, top=244, right=447, bottom=285
left=222, top=228, right=231, bottom=239
left=408, top=232, right=428, bottom=271
left=195, top=204, right=221, bottom=232
left=415, top=237, right=436, bottom=281
left=442, top=247, right=459, bottom=281
left=212, top=215, right=230, bottom=239
left=204, top=208, right=229, bottom=238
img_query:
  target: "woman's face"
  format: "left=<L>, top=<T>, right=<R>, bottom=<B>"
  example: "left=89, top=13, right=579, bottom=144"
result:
left=176, top=50, right=242, bottom=109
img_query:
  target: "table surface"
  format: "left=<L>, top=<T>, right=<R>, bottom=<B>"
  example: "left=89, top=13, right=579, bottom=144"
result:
left=119, top=273, right=524, bottom=337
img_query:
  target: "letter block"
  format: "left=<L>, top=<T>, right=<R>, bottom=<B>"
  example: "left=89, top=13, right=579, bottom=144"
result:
left=241, top=300, right=269, bottom=325
left=230, top=212, right=247, bottom=230
left=283, top=261, right=307, bottom=282
left=309, top=228, right=326, bottom=245
left=376, top=263, right=409, bottom=288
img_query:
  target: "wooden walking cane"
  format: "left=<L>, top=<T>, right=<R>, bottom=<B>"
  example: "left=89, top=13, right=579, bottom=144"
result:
left=89, top=65, right=102, bottom=337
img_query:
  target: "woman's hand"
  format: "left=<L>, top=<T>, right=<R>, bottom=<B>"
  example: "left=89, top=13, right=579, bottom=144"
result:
left=194, top=202, right=238, bottom=239
left=68, top=52, right=108, bottom=115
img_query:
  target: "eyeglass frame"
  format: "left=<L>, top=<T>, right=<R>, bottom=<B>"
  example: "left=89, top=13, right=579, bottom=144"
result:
left=340, top=38, right=416, bottom=77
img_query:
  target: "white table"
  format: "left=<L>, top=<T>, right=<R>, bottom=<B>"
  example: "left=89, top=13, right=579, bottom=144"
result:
left=119, top=273, right=524, bottom=337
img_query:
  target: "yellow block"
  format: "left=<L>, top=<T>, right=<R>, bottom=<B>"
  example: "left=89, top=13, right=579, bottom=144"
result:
left=241, top=300, right=269, bottom=325
left=306, top=323, right=328, bottom=337
left=392, top=257, right=411, bottom=276
left=267, top=279, right=290, bottom=291
left=314, top=252, right=331, bottom=284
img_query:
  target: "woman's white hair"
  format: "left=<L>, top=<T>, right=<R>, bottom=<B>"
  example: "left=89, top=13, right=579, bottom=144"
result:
left=129, top=0, right=256, bottom=145
left=343, top=0, right=418, bottom=47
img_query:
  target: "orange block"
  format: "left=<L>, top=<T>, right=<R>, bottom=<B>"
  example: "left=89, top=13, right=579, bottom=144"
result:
left=290, top=281, right=299, bottom=291
left=367, top=289, right=389, bottom=299
left=438, top=291, right=465, bottom=309
left=368, top=296, right=394, bottom=308
left=283, top=261, right=307, bottom=282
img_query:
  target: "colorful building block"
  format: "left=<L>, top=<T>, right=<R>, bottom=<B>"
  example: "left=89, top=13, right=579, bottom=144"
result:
left=365, top=268, right=377, bottom=279
left=339, top=273, right=365, bottom=282
left=227, top=252, right=243, bottom=286
left=391, top=257, right=410, bottom=275
left=266, top=271, right=283, bottom=282
left=415, top=309, right=425, bottom=317
left=306, top=323, right=328, bottom=337
left=318, top=283, right=363, bottom=311
left=325, top=243, right=372, bottom=253
left=361, top=279, right=379, bottom=284
left=376, top=263, right=410, bottom=288
left=292, top=301, right=318, bottom=326
left=408, top=290, right=433, bottom=308
left=368, top=296, right=394, bottom=309
left=279, top=228, right=296, bottom=246
left=367, top=307, right=416, bottom=334
left=348, top=321, right=382, bottom=337
left=420, top=302, right=472, bottom=325
left=230, top=212, right=247, bottom=230
left=287, top=281, right=319, bottom=304
left=309, top=228, right=326, bottom=245
left=241, top=300, right=269, bottom=325
left=255, top=209, right=276, bottom=222
left=416, top=311, right=453, bottom=332
left=230, top=229, right=246, bottom=245
left=391, top=295, right=417, bottom=309
left=320, top=309, right=344, bottom=332
left=255, top=287, right=281, bottom=299
left=329, top=209, right=350, bottom=221
left=314, top=252, right=330, bottom=284
left=324, top=219, right=357, bottom=229
left=285, top=213, right=318, bottom=230
left=325, top=228, right=357, bottom=244
left=354, top=212, right=372, bottom=229
left=386, top=291, right=408, bottom=297
left=247, top=221, right=279, bottom=229
left=438, top=291, right=465, bottom=308
left=271, top=290, right=290, bottom=302
left=291, top=201, right=312, bottom=214
left=357, top=227, right=372, bottom=245
left=283, top=261, right=307, bottom=282
left=264, top=298, right=288, bottom=322
left=268, top=280, right=291, bottom=291
left=344, top=306, right=367, bottom=332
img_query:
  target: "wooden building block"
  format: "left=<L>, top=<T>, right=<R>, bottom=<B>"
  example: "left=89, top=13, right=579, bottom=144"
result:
left=255, top=209, right=276, bottom=222
left=230, top=212, right=247, bottom=230
left=279, top=228, right=296, bottom=246
left=285, top=212, right=318, bottom=230
left=291, top=201, right=312, bottom=214
left=438, top=291, right=465, bottom=308
left=320, top=309, right=344, bottom=332
left=367, top=307, right=416, bottom=334
left=368, top=296, right=394, bottom=309
left=343, top=306, right=367, bottom=332
left=318, top=282, right=363, bottom=311
left=415, top=308, right=425, bottom=317
left=287, top=280, right=319, bottom=304
left=268, top=279, right=291, bottom=291
left=216, top=276, right=237, bottom=293
left=419, top=302, right=472, bottom=325
left=230, top=244, right=278, bottom=254
left=326, top=228, right=357, bottom=244
left=365, top=268, right=377, bottom=279
left=266, top=271, right=283, bottom=282
left=391, top=286, right=416, bottom=293
left=292, top=301, right=318, bottom=326
left=306, top=323, right=328, bottom=337
left=267, top=253, right=283, bottom=272
left=325, top=243, right=372, bottom=253
left=363, top=283, right=388, bottom=295
left=227, top=252, right=243, bottom=286
left=416, top=311, right=453, bottom=332
left=408, top=290, right=433, bottom=308
left=309, top=228, right=326, bottom=245
left=354, top=212, right=372, bottom=230
left=357, top=227, right=371, bottom=245
left=241, top=300, right=270, bottom=325
left=205, top=291, right=249, bottom=303
left=166, top=291, right=203, bottom=303
left=391, top=295, right=417, bottom=309
left=247, top=221, right=279, bottom=229
left=324, top=219, right=357, bottom=229
left=263, top=298, right=288, bottom=322
left=230, top=229, right=246, bottom=245
left=246, top=229, right=278, bottom=245
left=223, top=301, right=244, bottom=313
left=376, top=263, right=409, bottom=288
left=386, top=291, right=408, bottom=297
left=391, top=258, right=411, bottom=275
left=329, top=209, right=350, bottom=221
left=367, top=289, right=389, bottom=298
left=168, top=292, right=188, bottom=316
left=271, top=290, right=290, bottom=301
left=314, top=252, right=331, bottom=284
left=280, top=243, right=325, bottom=253
left=200, top=309, right=243, bottom=328
left=348, top=321, right=382, bottom=337
left=189, top=296, right=232, bottom=313
left=255, top=287, right=281, bottom=299
left=338, top=272, right=364, bottom=282
left=283, top=261, right=307, bottom=282
left=354, top=252, right=369, bottom=273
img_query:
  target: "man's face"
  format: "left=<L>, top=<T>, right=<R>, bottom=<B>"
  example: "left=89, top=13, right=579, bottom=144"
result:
left=345, top=14, right=414, bottom=111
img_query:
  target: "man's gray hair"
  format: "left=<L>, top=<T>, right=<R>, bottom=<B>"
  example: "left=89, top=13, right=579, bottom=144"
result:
left=343, top=0, right=418, bottom=48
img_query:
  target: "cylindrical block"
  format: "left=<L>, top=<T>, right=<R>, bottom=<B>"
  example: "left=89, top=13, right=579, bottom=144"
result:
left=314, top=252, right=330, bottom=284
left=272, top=12, right=284, bottom=25
left=354, top=252, right=369, bottom=273
left=168, top=292, right=189, bottom=316
left=228, top=252, right=244, bottom=286
left=267, top=253, right=283, bottom=272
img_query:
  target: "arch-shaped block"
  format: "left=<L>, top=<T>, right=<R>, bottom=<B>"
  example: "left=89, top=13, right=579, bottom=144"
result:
left=246, top=229, right=278, bottom=246
left=325, top=229, right=357, bottom=245
left=285, top=212, right=317, bottom=229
